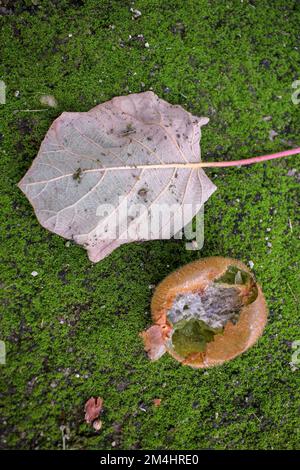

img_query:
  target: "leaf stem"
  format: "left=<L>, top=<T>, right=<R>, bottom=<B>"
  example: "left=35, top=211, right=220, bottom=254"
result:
left=199, top=147, right=300, bottom=168
left=23, top=147, right=300, bottom=186
left=130, top=147, right=300, bottom=170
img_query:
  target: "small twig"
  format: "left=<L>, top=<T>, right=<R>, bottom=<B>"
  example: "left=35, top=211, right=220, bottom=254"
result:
left=59, top=425, right=70, bottom=451
left=2, top=284, right=15, bottom=290
left=14, top=109, right=49, bottom=113
left=252, top=412, right=262, bottom=422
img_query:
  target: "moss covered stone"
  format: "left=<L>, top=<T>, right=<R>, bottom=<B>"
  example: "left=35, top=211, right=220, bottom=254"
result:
left=0, top=0, right=299, bottom=450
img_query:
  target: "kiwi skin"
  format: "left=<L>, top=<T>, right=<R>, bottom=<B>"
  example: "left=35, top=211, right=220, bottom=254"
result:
left=150, top=257, right=268, bottom=368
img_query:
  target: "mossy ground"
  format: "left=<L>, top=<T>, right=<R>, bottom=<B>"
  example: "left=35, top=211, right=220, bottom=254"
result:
left=0, top=0, right=299, bottom=450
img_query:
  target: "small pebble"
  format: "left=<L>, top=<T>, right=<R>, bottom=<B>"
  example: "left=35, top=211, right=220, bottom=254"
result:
left=248, top=261, right=254, bottom=269
left=93, top=419, right=102, bottom=431
left=144, top=42, right=150, bottom=48
left=269, top=129, right=278, bottom=141
left=289, top=362, right=298, bottom=372
left=130, top=8, right=142, bottom=19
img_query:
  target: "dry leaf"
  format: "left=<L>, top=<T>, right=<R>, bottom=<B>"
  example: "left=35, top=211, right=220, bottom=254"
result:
left=18, top=91, right=216, bottom=262
left=140, top=324, right=168, bottom=360
left=153, top=398, right=162, bottom=407
left=84, top=396, right=103, bottom=424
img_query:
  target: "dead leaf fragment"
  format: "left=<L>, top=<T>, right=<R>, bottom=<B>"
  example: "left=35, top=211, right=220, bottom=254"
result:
left=153, top=398, right=162, bottom=407
left=84, top=396, right=103, bottom=424
left=140, top=325, right=167, bottom=360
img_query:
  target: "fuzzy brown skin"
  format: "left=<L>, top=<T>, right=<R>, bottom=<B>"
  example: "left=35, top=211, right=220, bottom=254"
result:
left=150, top=257, right=268, bottom=368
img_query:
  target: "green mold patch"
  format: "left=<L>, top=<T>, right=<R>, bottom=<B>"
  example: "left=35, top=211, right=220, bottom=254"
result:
left=171, top=318, right=222, bottom=359
left=215, top=265, right=252, bottom=285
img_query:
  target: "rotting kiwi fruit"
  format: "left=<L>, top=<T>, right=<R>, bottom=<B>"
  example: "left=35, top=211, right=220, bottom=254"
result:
left=140, top=257, right=268, bottom=368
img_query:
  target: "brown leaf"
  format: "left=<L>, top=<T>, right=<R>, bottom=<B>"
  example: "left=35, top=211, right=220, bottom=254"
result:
left=84, top=397, right=103, bottom=424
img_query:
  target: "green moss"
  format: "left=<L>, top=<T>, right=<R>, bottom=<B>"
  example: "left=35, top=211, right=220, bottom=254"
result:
left=0, top=0, right=299, bottom=450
